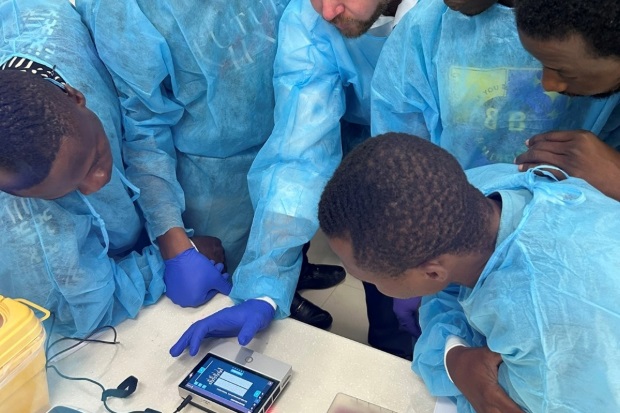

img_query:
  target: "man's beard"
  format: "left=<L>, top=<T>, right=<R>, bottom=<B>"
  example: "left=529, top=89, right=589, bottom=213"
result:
left=330, top=0, right=389, bottom=38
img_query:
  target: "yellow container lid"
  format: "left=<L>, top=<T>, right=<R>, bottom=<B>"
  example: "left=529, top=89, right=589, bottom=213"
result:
left=0, top=296, right=50, bottom=368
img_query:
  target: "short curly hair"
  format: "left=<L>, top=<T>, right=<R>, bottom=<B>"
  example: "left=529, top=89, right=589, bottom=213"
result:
left=516, top=0, right=620, bottom=59
left=0, top=70, right=75, bottom=191
left=318, top=133, right=494, bottom=277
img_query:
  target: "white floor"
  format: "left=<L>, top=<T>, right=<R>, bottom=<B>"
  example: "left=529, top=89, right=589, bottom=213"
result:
left=301, top=230, right=370, bottom=345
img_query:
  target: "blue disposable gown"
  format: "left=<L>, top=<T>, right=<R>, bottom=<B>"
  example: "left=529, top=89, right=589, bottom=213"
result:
left=371, top=0, right=620, bottom=168
left=414, top=164, right=620, bottom=412
left=0, top=0, right=165, bottom=338
left=232, top=0, right=391, bottom=317
left=76, top=0, right=291, bottom=271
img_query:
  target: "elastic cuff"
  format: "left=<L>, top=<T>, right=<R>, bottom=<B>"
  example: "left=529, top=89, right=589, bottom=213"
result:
left=444, top=335, right=470, bottom=383
left=188, top=239, right=198, bottom=252
left=255, top=296, right=277, bottom=311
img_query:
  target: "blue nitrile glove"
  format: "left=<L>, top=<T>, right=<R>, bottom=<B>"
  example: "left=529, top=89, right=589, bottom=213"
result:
left=164, top=248, right=232, bottom=307
left=170, top=300, right=276, bottom=356
left=393, top=297, right=422, bottom=338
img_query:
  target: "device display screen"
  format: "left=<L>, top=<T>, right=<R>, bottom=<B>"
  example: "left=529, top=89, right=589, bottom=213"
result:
left=180, top=354, right=278, bottom=413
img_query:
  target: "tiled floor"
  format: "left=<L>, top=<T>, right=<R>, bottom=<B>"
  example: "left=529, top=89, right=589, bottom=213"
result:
left=301, top=230, right=370, bottom=345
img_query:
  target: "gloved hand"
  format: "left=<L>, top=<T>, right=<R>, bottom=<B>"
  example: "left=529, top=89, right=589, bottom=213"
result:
left=164, top=247, right=231, bottom=308
left=393, top=297, right=422, bottom=338
left=170, top=299, right=276, bottom=356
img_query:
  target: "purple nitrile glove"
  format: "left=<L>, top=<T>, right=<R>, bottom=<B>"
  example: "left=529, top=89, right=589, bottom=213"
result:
left=393, top=297, right=422, bottom=338
left=164, top=247, right=231, bottom=308
left=170, top=299, right=276, bottom=356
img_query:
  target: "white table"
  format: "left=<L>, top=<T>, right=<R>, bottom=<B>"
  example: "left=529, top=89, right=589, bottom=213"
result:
left=48, top=295, right=435, bottom=413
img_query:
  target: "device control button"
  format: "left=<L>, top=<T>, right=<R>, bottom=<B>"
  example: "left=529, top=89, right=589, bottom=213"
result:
left=245, top=356, right=254, bottom=363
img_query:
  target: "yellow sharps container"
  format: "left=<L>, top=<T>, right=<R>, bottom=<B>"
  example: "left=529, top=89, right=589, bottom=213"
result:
left=0, top=295, right=50, bottom=413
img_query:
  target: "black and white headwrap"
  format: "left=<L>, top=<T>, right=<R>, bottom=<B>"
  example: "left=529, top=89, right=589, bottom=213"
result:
left=1, top=56, right=67, bottom=87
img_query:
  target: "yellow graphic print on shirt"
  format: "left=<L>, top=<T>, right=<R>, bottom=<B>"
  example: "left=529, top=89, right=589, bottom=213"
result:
left=445, top=66, right=570, bottom=165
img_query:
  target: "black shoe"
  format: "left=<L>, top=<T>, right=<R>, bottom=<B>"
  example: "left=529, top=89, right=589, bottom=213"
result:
left=297, top=263, right=346, bottom=290
left=290, top=292, right=333, bottom=329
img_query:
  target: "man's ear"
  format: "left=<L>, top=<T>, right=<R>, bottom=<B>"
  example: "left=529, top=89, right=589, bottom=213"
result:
left=0, top=165, right=30, bottom=196
left=0, top=166, right=16, bottom=192
left=64, top=84, right=86, bottom=107
left=418, top=259, right=449, bottom=283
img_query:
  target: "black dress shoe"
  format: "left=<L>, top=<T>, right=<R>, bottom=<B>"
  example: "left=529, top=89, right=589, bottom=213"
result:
left=297, top=263, right=346, bottom=290
left=290, top=292, right=333, bottom=329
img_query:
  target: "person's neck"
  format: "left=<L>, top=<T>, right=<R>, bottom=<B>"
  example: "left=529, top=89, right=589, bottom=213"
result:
left=384, top=0, right=402, bottom=17
left=451, top=196, right=502, bottom=289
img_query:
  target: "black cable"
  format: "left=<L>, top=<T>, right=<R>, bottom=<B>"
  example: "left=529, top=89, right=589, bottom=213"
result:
left=173, top=395, right=193, bottom=413
left=47, top=364, right=106, bottom=393
left=46, top=365, right=123, bottom=413
left=46, top=325, right=119, bottom=364
left=45, top=313, right=120, bottom=363
left=44, top=313, right=160, bottom=413
left=48, top=361, right=156, bottom=413
left=45, top=312, right=57, bottom=356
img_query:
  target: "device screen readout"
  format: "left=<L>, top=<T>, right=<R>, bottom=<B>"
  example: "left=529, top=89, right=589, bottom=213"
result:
left=183, top=354, right=276, bottom=413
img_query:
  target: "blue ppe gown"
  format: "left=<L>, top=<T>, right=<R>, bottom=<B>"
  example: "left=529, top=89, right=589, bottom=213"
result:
left=232, top=0, right=392, bottom=317
left=371, top=0, right=620, bottom=168
left=0, top=0, right=165, bottom=338
left=76, top=0, right=291, bottom=271
left=414, top=164, right=620, bottom=412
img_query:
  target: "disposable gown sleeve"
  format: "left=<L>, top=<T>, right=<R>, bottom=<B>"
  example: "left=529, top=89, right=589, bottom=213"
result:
left=0, top=195, right=166, bottom=339
left=370, top=0, right=443, bottom=140
left=413, top=284, right=478, bottom=406
left=77, top=0, right=186, bottom=240
left=466, top=261, right=620, bottom=412
left=60, top=245, right=166, bottom=338
left=231, top=10, right=345, bottom=319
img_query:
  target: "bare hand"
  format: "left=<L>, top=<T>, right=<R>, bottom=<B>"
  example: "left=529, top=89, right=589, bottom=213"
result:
left=446, top=346, right=523, bottom=413
left=191, top=235, right=226, bottom=269
left=514, top=130, right=620, bottom=201
left=444, top=0, right=498, bottom=16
